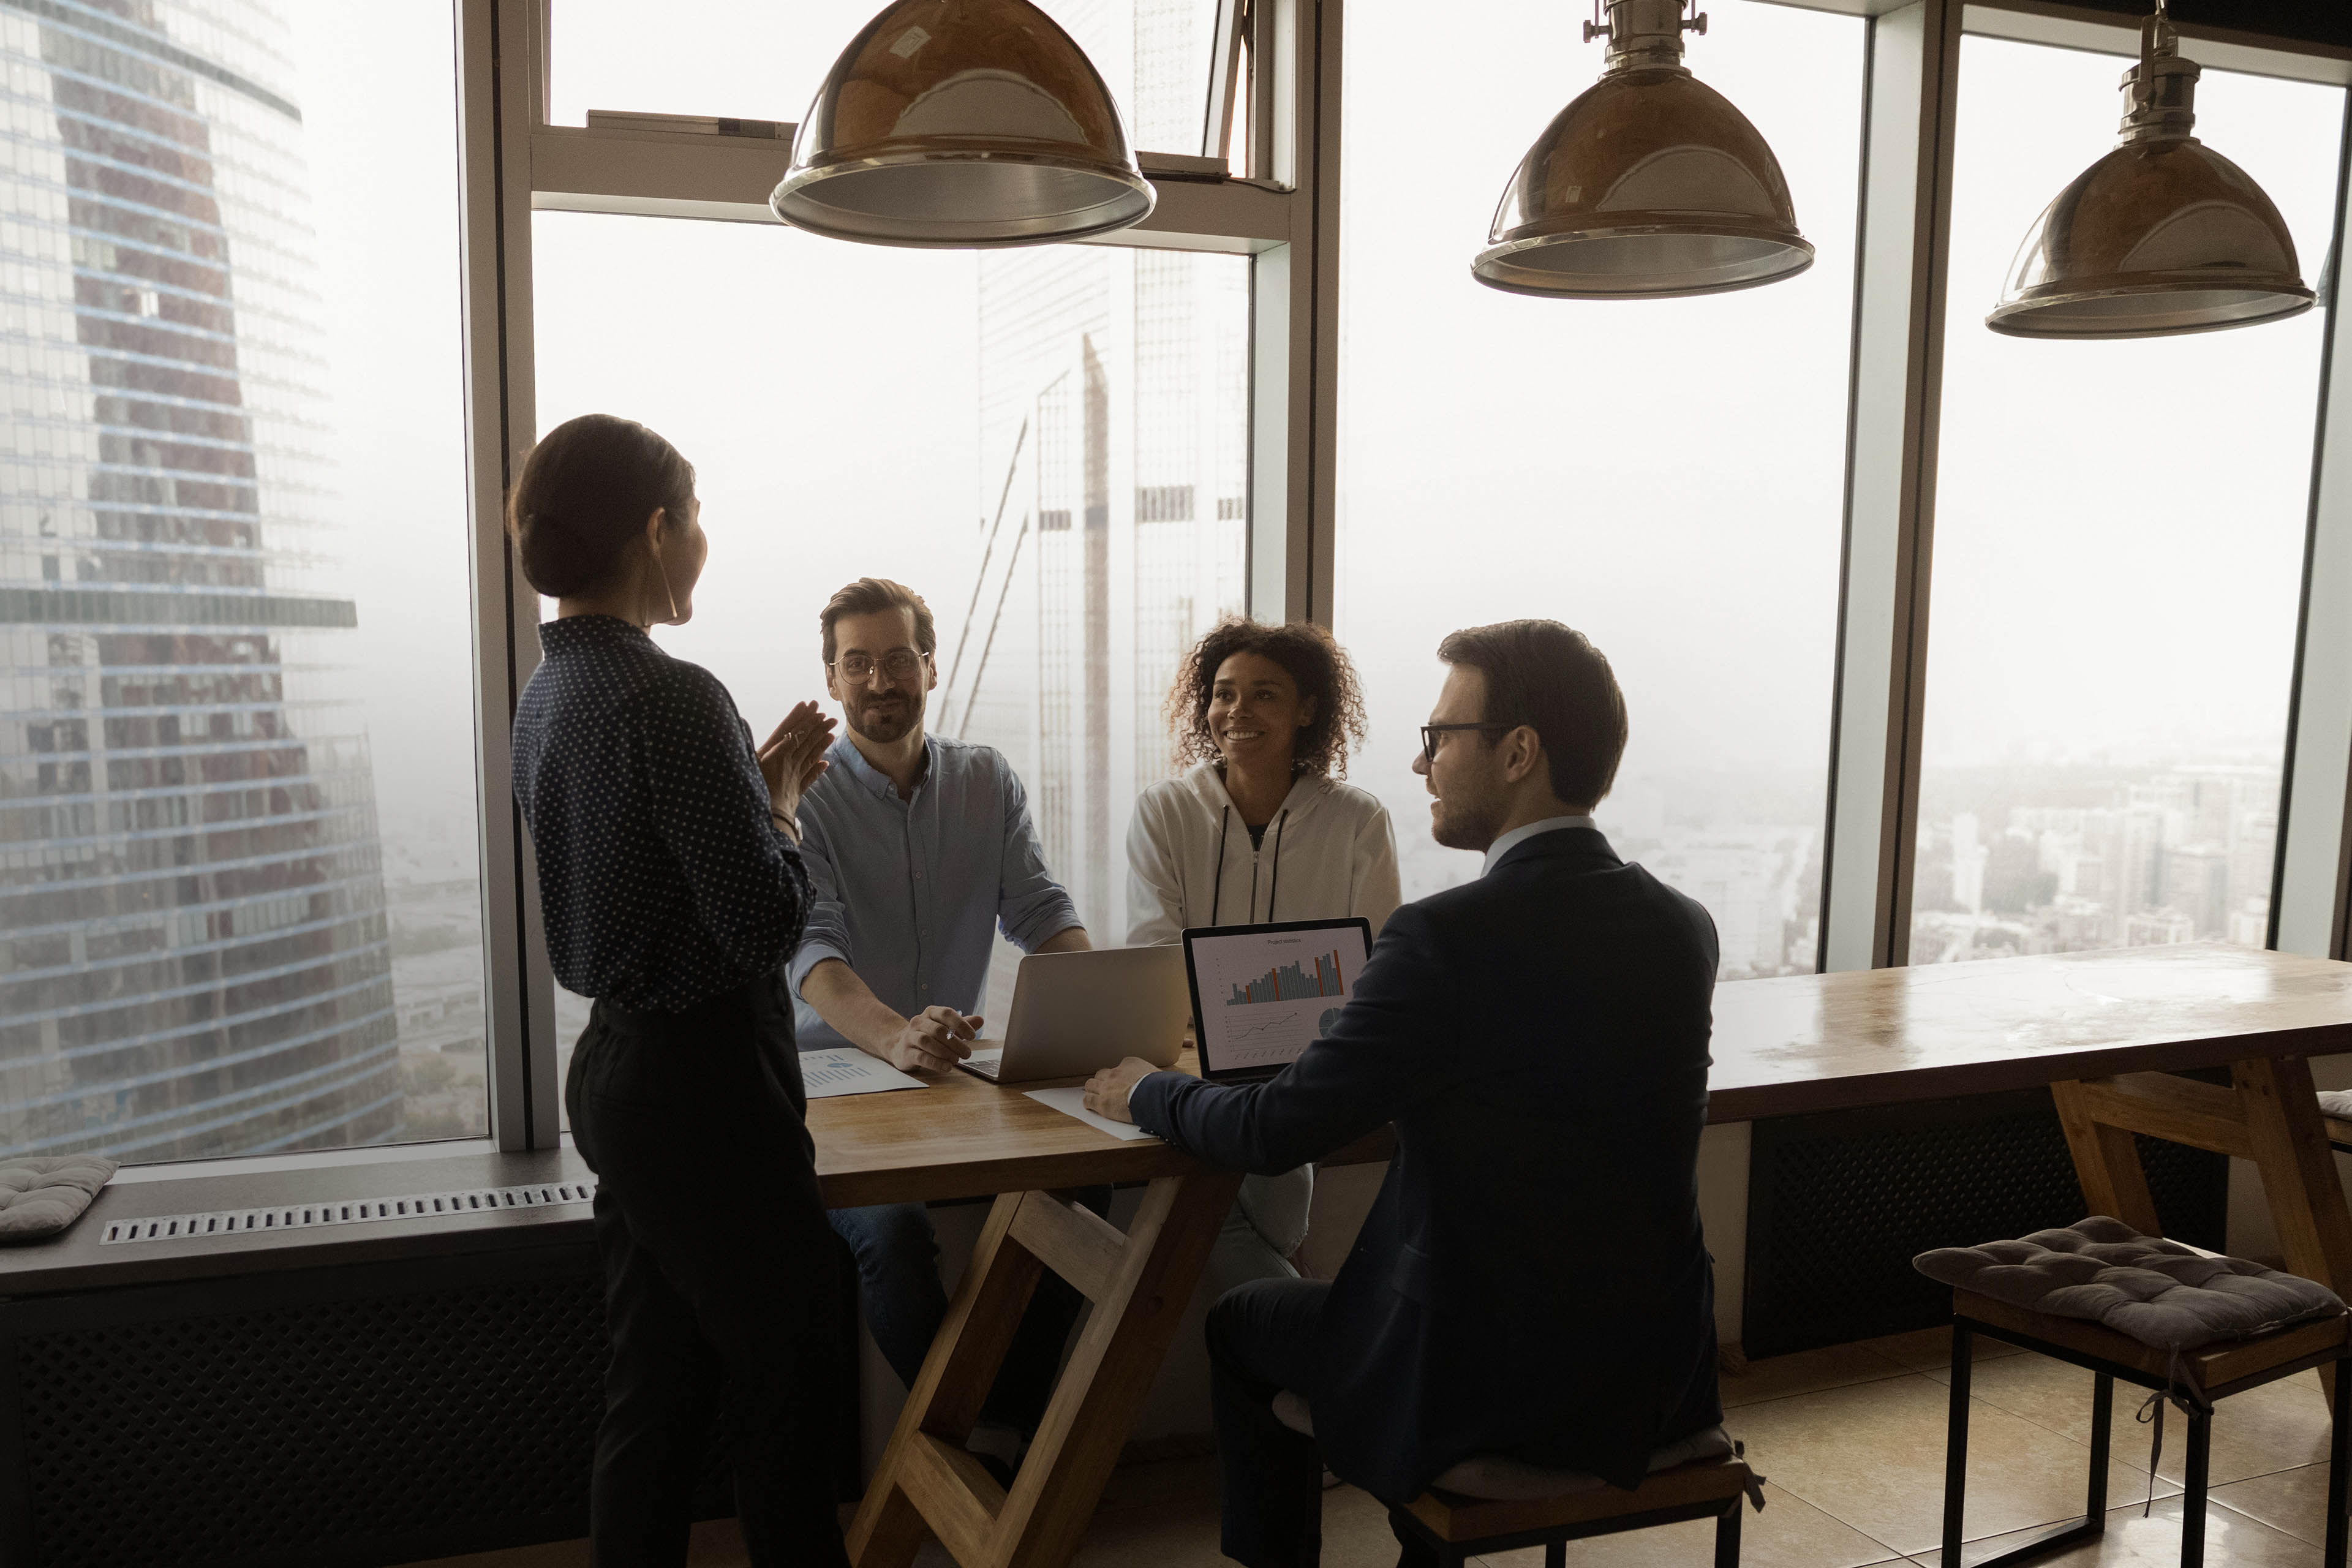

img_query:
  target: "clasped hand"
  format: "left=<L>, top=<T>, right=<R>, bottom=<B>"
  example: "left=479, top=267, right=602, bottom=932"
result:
left=757, top=700, right=837, bottom=823
left=879, top=1005, right=984, bottom=1074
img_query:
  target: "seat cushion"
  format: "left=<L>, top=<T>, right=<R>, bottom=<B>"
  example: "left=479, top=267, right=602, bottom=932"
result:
left=2318, top=1090, right=2352, bottom=1120
left=0, top=1156, right=117, bottom=1243
left=1267, top=1391, right=1735, bottom=1501
left=1913, top=1215, right=2344, bottom=1352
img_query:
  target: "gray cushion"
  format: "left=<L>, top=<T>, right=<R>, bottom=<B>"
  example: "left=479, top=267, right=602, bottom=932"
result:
left=2317, top=1090, right=2352, bottom=1120
left=1913, top=1215, right=2345, bottom=1352
left=0, top=1156, right=116, bottom=1242
left=1267, top=1391, right=1736, bottom=1501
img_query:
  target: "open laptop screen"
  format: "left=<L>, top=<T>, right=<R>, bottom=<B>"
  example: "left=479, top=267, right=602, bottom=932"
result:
left=1183, top=918, right=1374, bottom=1080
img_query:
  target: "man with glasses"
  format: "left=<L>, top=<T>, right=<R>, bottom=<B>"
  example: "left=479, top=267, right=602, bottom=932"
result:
left=791, top=576, right=1095, bottom=1472
left=1083, top=620, right=1722, bottom=1568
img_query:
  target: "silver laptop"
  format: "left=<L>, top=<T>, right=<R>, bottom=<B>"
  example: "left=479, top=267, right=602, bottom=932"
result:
left=956, top=945, right=1191, bottom=1084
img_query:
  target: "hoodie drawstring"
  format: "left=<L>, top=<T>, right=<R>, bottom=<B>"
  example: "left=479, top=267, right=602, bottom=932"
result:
left=1265, top=809, right=1288, bottom=923
left=1210, top=805, right=1232, bottom=927
left=1210, top=802, right=1291, bottom=925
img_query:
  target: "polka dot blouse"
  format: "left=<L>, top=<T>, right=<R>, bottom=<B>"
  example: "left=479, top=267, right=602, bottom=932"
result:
left=512, top=614, right=810, bottom=1013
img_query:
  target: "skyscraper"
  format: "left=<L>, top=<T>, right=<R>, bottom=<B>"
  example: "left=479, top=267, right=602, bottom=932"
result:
left=944, top=0, right=1249, bottom=944
left=0, top=1, right=398, bottom=1160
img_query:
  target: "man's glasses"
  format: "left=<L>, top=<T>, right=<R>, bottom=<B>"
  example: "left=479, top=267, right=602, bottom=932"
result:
left=1420, top=722, right=1509, bottom=767
left=831, top=649, right=927, bottom=682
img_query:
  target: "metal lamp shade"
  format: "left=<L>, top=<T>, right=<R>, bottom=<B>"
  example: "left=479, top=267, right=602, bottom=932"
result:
left=772, top=0, right=1155, bottom=248
left=1474, top=68, right=1813, bottom=300
left=1988, top=138, right=2313, bottom=339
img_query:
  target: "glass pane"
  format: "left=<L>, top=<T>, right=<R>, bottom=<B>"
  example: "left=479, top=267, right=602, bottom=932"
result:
left=1335, top=0, right=1866, bottom=979
left=0, top=5, right=485, bottom=1159
left=549, top=0, right=1219, bottom=155
left=532, top=217, right=1249, bottom=1118
left=1909, top=37, right=2343, bottom=965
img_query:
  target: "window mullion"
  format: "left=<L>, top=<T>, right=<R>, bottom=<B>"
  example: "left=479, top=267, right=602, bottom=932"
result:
left=2271, top=91, right=2352, bottom=960
left=1818, top=0, right=1963, bottom=972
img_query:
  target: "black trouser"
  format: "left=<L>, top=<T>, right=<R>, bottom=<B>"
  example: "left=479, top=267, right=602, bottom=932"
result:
left=568, top=977, right=848, bottom=1568
left=1207, top=1277, right=1441, bottom=1568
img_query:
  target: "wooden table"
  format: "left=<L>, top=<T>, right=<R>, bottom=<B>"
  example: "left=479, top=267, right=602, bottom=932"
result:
left=1706, top=943, right=2352, bottom=1395
left=812, top=1050, right=1389, bottom=1568
left=824, top=944, right=2352, bottom=1568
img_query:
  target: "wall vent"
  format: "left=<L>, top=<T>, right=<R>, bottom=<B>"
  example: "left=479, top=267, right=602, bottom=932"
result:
left=99, top=1181, right=596, bottom=1245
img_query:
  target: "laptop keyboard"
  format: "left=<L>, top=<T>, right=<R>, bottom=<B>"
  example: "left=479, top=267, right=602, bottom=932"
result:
left=964, top=1049, right=1004, bottom=1079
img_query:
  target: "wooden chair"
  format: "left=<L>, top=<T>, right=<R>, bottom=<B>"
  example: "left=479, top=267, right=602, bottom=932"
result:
left=1939, top=1287, right=2352, bottom=1568
left=1270, top=1393, right=1759, bottom=1568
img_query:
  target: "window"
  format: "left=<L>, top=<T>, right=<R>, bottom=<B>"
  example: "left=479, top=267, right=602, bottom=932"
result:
left=548, top=0, right=1224, bottom=156
left=0, top=2, right=486, bottom=1159
left=1333, top=0, right=1866, bottom=979
left=532, top=216, right=1249, bottom=1101
left=1909, top=37, right=2345, bottom=965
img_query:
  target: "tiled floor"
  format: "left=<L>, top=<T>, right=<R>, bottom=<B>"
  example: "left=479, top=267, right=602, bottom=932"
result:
left=410, top=1327, right=2344, bottom=1567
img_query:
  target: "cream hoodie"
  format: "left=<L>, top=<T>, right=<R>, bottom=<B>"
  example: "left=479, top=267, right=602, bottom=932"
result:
left=1124, top=760, right=1403, bottom=945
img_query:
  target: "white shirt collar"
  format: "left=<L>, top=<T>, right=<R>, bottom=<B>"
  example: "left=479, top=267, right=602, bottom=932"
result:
left=1481, top=814, right=1597, bottom=876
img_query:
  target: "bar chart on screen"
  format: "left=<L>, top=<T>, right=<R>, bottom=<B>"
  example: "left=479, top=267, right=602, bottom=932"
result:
left=1193, top=929, right=1366, bottom=1072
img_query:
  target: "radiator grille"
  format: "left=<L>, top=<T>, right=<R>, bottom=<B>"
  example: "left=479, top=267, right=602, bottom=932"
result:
left=16, top=1273, right=609, bottom=1568
left=99, top=1181, right=596, bottom=1244
left=1743, top=1085, right=2226, bottom=1359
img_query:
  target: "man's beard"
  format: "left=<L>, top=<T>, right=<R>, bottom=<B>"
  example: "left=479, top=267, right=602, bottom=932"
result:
left=846, top=690, right=922, bottom=744
left=1429, top=785, right=1505, bottom=853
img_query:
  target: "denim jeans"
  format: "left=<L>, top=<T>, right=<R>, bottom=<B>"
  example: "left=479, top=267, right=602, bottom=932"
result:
left=831, top=1186, right=1112, bottom=1436
left=568, top=978, right=849, bottom=1568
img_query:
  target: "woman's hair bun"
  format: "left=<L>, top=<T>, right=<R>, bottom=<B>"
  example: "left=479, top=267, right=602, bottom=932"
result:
left=506, top=414, right=696, bottom=599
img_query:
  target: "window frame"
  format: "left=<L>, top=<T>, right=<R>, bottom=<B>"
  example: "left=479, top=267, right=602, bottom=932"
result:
left=1812, top=0, right=2352, bottom=971
left=456, top=0, right=1341, bottom=1150
left=431, top=0, right=2352, bottom=1158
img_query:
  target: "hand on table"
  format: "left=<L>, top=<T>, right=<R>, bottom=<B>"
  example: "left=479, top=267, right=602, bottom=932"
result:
left=876, top=1006, right=982, bottom=1074
left=1082, top=1057, right=1163, bottom=1123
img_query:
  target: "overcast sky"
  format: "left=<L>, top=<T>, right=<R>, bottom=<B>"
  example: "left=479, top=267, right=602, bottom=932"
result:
left=284, top=2, right=2349, bottom=875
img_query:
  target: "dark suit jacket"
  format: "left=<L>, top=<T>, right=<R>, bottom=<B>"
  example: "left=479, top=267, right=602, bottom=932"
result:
left=1131, top=826, right=1721, bottom=1504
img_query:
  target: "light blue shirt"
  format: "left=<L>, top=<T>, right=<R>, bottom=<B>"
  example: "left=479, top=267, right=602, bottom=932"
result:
left=1480, top=814, right=1598, bottom=876
left=789, top=734, right=1081, bottom=1050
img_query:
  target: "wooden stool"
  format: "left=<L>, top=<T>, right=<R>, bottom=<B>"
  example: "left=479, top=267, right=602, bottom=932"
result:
left=1270, top=1394, right=1757, bottom=1567
left=1940, top=1287, right=2352, bottom=1568
left=1390, top=1453, right=1757, bottom=1568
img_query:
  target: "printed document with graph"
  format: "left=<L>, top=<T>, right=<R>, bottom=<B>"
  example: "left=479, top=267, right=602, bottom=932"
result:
left=1182, top=918, right=1373, bottom=1081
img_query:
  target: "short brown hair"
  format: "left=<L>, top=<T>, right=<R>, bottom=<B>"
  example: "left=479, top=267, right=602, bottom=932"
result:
left=1168, top=617, right=1369, bottom=779
left=820, top=578, right=937, bottom=665
left=505, top=413, right=695, bottom=598
left=1436, top=620, right=1627, bottom=808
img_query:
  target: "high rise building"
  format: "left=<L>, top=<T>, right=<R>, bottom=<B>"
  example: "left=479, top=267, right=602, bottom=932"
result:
left=0, top=1, right=399, bottom=1160
left=945, top=0, right=1248, bottom=944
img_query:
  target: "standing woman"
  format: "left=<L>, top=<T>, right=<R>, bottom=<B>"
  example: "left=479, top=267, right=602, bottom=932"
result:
left=508, top=414, right=845, bottom=1567
left=1127, top=617, right=1401, bottom=1288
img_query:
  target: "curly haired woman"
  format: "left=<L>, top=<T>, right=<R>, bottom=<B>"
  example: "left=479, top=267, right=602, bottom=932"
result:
left=1126, top=617, right=1401, bottom=1289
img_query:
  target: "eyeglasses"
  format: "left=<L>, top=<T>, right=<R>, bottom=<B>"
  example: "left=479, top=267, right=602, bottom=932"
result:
left=831, top=649, right=927, bottom=682
left=1420, top=722, right=1510, bottom=767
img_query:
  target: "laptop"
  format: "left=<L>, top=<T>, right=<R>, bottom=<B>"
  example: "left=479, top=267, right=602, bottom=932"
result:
left=1181, top=918, right=1375, bottom=1084
left=956, top=945, right=1191, bottom=1084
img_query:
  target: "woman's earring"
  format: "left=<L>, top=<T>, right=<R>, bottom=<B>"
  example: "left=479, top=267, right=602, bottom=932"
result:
left=655, top=554, right=679, bottom=623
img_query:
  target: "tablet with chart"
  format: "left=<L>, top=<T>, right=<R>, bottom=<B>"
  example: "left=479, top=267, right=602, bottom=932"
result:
left=1182, top=918, right=1373, bottom=1079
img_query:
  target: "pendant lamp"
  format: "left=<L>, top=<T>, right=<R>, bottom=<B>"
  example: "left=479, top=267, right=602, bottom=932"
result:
left=1474, top=0, right=1811, bottom=299
left=1988, top=0, right=2311, bottom=339
left=772, top=0, right=1154, bottom=248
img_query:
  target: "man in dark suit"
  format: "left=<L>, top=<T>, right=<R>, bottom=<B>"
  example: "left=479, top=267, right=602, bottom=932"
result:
left=1084, top=619, right=1721, bottom=1568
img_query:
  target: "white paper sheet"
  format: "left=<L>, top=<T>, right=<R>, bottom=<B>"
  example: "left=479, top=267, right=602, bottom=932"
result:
left=799, top=1047, right=925, bottom=1099
left=1023, top=1085, right=1159, bottom=1141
